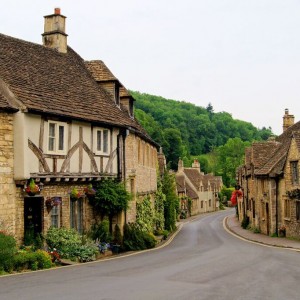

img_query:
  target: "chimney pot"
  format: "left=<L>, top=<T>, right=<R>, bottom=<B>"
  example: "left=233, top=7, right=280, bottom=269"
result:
left=55, top=8, right=61, bottom=15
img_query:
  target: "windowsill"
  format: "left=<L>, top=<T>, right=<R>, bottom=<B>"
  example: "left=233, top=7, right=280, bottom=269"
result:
left=284, top=217, right=291, bottom=222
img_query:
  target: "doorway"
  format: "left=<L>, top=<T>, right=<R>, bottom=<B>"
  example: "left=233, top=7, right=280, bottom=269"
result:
left=24, top=197, right=43, bottom=243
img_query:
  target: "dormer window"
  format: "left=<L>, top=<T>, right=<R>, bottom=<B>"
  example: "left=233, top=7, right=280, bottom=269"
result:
left=47, top=121, right=67, bottom=154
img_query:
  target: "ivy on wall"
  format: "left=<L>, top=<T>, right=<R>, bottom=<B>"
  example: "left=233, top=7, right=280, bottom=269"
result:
left=136, top=195, right=155, bottom=233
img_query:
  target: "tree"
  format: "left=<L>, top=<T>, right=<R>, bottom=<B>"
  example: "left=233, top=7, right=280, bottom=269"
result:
left=89, top=178, right=131, bottom=233
left=216, top=138, right=250, bottom=187
left=163, top=128, right=183, bottom=170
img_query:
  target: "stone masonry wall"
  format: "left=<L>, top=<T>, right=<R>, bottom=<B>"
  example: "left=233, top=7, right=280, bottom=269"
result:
left=0, top=113, right=16, bottom=236
left=125, top=134, right=158, bottom=223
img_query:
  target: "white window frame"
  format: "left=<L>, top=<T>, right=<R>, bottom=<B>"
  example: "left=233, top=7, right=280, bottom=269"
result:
left=47, top=121, right=67, bottom=154
left=93, top=127, right=110, bottom=155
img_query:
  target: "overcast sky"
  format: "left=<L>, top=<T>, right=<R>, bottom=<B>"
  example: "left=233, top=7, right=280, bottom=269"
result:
left=2, top=0, right=300, bottom=135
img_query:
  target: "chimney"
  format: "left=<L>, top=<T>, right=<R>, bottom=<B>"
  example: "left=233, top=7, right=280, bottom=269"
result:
left=192, top=159, right=201, bottom=171
left=178, top=159, right=184, bottom=172
left=283, top=108, right=294, bottom=132
left=42, top=8, right=68, bottom=53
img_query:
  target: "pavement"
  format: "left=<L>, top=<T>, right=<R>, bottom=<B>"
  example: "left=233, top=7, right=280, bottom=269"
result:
left=225, top=212, right=300, bottom=251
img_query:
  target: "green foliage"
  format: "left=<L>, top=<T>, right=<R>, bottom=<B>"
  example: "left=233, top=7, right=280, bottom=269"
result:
left=136, top=195, right=155, bottom=233
left=154, top=180, right=166, bottom=231
left=220, top=187, right=235, bottom=203
left=89, top=218, right=112, bottom=242
left=162, top=171, right=180, bottom=231
left=13, top=249, right=52, bottom=271
left=89, top=178, right=131, bottom=232
left=113, top=224, right=123, bottom=245
left=0, top=232, right=17, bottom=272
left=216, top=137, right=250, bottom=186
left=123, top=223, right=156, bottom=251
left=45, top=227, right=97, bottom=261
left=132, top=91, right=273, bottom=171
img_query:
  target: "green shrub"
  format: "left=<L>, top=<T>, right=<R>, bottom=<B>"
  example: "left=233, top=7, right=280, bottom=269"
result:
left=0, top=232, right=17, bottom=272
left=123, top=223, right=157, bottom=251
left=113, top=224, right=122, bottom=245
left=89, top=218, right=112, bottom=242
left=75, top=243, right=98, bottom=262
left=34, top=250, right=52, bottom=269
left=46, top=227, right=97, bottom=262
left=13, top=249, right=52, bottom=271
left=45, top=227, right=82, bottom=259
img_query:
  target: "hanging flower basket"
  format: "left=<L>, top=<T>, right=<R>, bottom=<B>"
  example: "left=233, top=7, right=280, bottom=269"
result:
left=70, top=188, right=83, bottom=202
left=46, top=197, right=62, bottom=209
left=24, top=179, right=40, bottom=196
left=84, top=184, right=96, bottom=198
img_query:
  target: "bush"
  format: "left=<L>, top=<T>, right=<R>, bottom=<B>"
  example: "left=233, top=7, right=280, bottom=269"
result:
left=13, top=249, right=52, bottom=271
left=46, top=227, right=97, bottom=262
left=113, top=224, right=122, bottom=245
left=123, top=223, right=157, bottom=251
left=89, top=218, right=112, bottom=243
left=45, top=227, right=82, bottom=259
left=0, top=232, right=17, bottom=272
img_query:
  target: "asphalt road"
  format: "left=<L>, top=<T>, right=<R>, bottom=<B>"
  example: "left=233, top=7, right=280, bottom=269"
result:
left=1, top=209, right=300, bottom=300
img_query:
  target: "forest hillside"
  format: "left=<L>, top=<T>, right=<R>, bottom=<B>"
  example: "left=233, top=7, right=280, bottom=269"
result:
left=131, top=91, right=273, bottom=186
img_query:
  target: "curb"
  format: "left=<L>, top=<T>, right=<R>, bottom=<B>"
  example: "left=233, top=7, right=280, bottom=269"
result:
left=223, top=216, right=300, bottom=252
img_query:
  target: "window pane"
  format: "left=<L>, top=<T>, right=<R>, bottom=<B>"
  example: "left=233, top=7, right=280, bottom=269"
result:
left=291, top=161, right=299, bottom=184
left=103, top=130, right=108, bottom=153
left=51, top=206, right=59, bottom=227
left=58, top=126, right=64, bottom=151
left=49, top=123, right=56, bottom=151
left=49, top=123, right=55, bottom=137
left=49, top=137, right=55, bottom=151
left=97, top=130, right=102, bottom=151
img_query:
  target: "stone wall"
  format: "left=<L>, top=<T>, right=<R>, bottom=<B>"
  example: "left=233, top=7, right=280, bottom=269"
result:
left=0, top=112, right=16, bottom=236
left=125, top=134, right=158, bottom=223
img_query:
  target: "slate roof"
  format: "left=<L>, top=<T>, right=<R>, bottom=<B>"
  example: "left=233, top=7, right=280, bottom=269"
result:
left=175, top=173, right=198, bottom=199
left=85, top=60, right=118, bottom=82
left=245, top=120, right=300, bottom=177
left=183, top=169, right=201, bottom=190
left=0, top=33, right=141, bottom=131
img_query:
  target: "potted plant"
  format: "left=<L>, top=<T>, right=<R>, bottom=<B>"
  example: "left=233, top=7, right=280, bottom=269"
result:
left=45, top=197, right=62, bottom=210
left=84, top=184, right=96, bottom=198
left=70, top=188, right=83, bottom=202
left=25, top=179, right=40, bottom=196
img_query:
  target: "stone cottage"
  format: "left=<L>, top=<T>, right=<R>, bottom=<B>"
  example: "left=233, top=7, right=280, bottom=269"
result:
left=176, top=159, right=223, bottom=217
left=237, top=109, right=300, bottom=238
left=0, top=8, right=159, bottom=243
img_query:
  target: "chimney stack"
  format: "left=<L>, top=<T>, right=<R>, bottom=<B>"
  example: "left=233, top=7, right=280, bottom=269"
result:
left=283, top=108, right=294, bottom=132
left=42, top=8, right=68, bottom=53
left=192, top=159, right=201, bottom=171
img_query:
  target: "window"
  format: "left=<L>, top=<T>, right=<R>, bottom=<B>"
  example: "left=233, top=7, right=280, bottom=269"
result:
left=70, top=198, right=83, bottom=233
left=209, top=199, right=211, bottom=207
left=296, top=201, right=300, bottom=221
left=51, top=205, right=60, bottom=228
left=94, top=128, right=110, bottom=155
left=285, top=198, right=291, bottom=219
left=291, top=161, right=299, bottom=185
left=201, top=201, right=203, bottom=209
left=48, top=121, right=66, bottom=154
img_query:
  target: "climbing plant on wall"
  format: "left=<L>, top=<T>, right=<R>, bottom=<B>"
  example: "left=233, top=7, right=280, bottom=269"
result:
left=154, top=180, right=165, bottom=231
left=136, top=195, right=155, bottom=233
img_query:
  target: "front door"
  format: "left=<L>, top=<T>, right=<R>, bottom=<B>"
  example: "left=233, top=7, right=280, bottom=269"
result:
left=24, top=197, right=43, bottom=243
